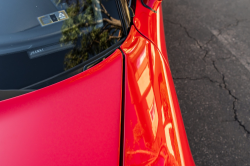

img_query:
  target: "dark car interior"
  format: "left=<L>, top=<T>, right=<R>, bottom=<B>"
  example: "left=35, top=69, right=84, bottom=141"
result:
left=0, top=0, right=132, bottom=101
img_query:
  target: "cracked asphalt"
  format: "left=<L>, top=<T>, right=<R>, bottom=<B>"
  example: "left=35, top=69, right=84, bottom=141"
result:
left=162, top=0, right=250, bottom=165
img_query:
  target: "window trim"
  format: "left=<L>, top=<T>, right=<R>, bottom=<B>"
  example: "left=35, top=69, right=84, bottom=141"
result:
left=115, top=0, right=131, bottom=35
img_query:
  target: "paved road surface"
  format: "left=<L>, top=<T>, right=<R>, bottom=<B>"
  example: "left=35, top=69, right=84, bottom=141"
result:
left=162, top=0, right=250, bottom=165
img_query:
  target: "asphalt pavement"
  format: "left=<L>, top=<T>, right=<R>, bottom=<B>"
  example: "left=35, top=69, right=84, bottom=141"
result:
left=162, top=0, right=250, bottom=165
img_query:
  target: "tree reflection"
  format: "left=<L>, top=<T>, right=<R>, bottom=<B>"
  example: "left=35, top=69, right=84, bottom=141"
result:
left=57, top=0, right=123, bottom=69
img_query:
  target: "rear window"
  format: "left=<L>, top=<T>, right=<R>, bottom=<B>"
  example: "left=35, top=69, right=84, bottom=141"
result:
left=0, top=0, right=124, bottom=90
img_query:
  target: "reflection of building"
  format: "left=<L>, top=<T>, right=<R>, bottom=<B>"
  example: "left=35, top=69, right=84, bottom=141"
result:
left=133, top=46, right=158, bottom=140
left=126, top=37, right=180, bottom=165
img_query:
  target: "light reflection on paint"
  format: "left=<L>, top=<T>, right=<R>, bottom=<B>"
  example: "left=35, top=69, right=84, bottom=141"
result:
left=136, top=47, right=147, bottom=69
left=165, top=123, right=175, bottom=157
left=149, top=98, right=158, bottom=138
left=121, top=26, right=181, bottom=165
left=137, top=66, right=150, bottom=96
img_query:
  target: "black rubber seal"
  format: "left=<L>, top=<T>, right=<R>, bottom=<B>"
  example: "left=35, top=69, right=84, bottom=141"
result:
left=141, top=0, right=157, bottom=13
left=0, top=90, right=33, bottom=101
left=118, top=48, right=125, bottom=166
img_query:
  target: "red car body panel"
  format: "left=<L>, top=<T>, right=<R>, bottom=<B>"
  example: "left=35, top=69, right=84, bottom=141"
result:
left=0, top=50, right=123, bottom=166
left=119, top=1, right=195, bottom=165
left=0, top=1, right=195, bottom=165
left=121, top=25, right=194, bottom=165
left=133, top=0, right=167, bottom=60
left=142, top=0, right=162, bottom=12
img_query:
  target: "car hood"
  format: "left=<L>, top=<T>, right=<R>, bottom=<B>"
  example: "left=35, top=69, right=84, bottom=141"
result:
left=0, top=50, right=123, bottom=165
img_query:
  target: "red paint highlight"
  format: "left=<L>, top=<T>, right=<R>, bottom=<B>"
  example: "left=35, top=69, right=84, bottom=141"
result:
left=120, top=25, right=195, bottom=165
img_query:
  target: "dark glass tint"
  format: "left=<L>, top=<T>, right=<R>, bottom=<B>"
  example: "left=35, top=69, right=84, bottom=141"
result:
left=0, top=0, right=123, bottom=89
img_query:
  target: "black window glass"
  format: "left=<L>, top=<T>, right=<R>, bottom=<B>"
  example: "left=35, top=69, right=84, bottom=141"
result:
left=0, top=0, right=123, bottom=89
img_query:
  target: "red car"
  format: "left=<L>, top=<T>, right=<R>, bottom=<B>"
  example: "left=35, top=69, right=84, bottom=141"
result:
left=0, top=0, right=195, bottom=165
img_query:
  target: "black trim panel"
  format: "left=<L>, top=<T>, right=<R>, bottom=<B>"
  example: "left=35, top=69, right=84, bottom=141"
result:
left=118, top=48, right=125, bottom=166
left=0, top=90, right=33, bottom=101
left=116, top=0, right=129, bottom=35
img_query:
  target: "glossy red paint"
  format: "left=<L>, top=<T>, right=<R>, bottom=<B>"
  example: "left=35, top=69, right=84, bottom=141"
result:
left=157, top=5, right=170, bottom=63
left=120, top=24, right=195, bottom=165
left=0, top=50, right=123, bottom=166
left=142, top=0, right=162, bottom=12
left=157, top=6, right=196, bottom=165
left=0, top=1, right=195, bottom=165
left=128, top=1, right=195, bottom=165
left=133, top=0, right=164, bottom=52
